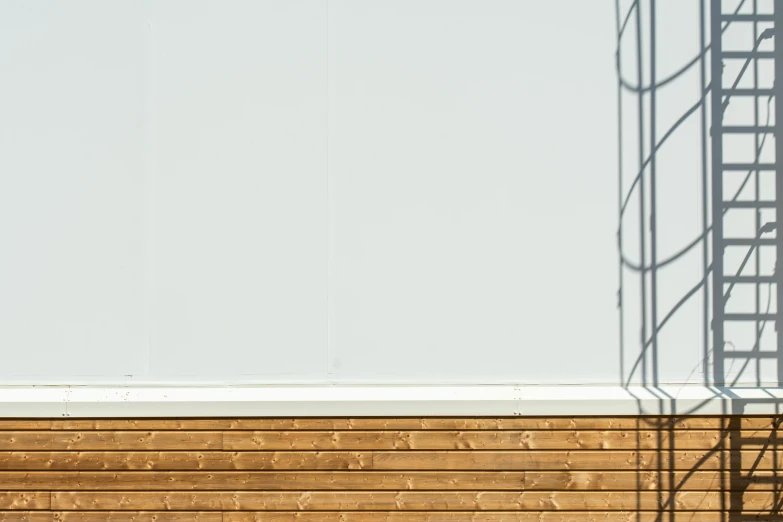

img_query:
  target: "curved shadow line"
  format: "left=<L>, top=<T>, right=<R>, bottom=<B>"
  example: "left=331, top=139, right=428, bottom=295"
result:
left=625, top=276, right=707, bottom=388
left=619, top=51, right=705, bottom=94
left=626, top=232, right=770, bottom=387
left=621, top=90, right=708, bottom=217
left=621, top=84, right=771, bottom=234
left=621, top=96, right=772, bottom=273
left=621, top=223, right=709, bottom=272
left=618, top=0, right=637, bottom=38
left=666, top=444, right=726, bottom=500
left=616, top=0, right=746, bottom=93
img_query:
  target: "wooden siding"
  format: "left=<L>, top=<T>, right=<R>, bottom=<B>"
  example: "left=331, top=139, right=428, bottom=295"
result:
left=0, top=416, right=780, bottom=521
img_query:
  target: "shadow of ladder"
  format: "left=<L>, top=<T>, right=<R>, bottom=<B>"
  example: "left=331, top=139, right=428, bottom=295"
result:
left=727, top=400, right=783, bottom=521
left=710, top=1, right=783, bottom=518
left=710, top=1, right=782, bottom=390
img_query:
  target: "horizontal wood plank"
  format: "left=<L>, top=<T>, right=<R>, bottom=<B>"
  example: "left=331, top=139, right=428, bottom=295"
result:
left=52, top=513, right=222, bottom=521
left=0, top=422, right=54, bottom=431
left=47, top=490, right=781, bottom=511
left=0, top=492, right=50, bottom=510
left=223, top=430, right=729, bottom=450
left=375, top=448, right=783, bottom=471
left=0, top=432, right=221, bottom=451
left=741, top=417, right=783, bottom=430
left=372, top=450, right=751, bottom=471
left=10, top=429, right=783, bottom=452
left=0, top=514, right=52, bottom=522
left=0, top=452, right=370, bottom=471
left=0, top=472, right=525, bottom=491
left=0, top=471, right=771, bottom=492
left=6, top=444, right=783, bottom=471
left=5, top=449, right=783, bottom=472
left=523, top=471, right=743, bottom=491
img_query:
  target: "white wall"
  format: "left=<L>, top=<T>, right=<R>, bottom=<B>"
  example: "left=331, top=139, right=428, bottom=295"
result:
left=1, top=0, right=770, bottom=387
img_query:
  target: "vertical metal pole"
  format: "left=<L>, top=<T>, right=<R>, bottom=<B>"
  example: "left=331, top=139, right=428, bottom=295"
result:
left=636, top=0, right=648, bottom=387
left=774, top=0, right=783, bottom=385
left=700, top=0, right=711, bottom=384
left=753, top=0, right=762, bottom=385
left=650, top=0, right=659, bottom=386
left=615, top=0, right=626, bottom=386
left=711, top=0, right=725, bottom=386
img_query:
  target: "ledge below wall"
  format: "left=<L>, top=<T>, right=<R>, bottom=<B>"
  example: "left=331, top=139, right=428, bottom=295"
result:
left=2, top=385, right=783, bottom=417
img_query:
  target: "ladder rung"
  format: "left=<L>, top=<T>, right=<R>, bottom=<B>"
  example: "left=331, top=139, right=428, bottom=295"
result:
left=723, top=200, right=778, bottom=208
left=722, top=51, right=775, bottom=59
left=721, top=87, right=776, bottom=96
left=740, top=436, right=783, bottom=443
left=723, top=314, right=779, bottom=321
left=722, top=163, right=776, bottom=171
left=723, top=350, right=779, bottom=357
left=743, top=476, right=783, bottom=483
left=720, top=125, right=776, bottom=134
left=721, top=14, right=776, bottom=22
left=723, top=238, right=777, bottom=246
left=723, top=275, right=779, bottom=283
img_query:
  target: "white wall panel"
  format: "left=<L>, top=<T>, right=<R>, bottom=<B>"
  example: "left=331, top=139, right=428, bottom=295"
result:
left=0, top=1, right=147, bottom=378
left=144, top=0, right=328, bottom=381
left=0, top=0, right=328, bottom=383
left=327, top=0, right=618, bottom=383
left=0, top=0, right=773, bottom=389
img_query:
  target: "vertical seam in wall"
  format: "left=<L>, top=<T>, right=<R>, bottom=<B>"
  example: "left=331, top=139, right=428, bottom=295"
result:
left=220, top=431, right=225, bottom=451
left=370, top=450, right=375, bottom=470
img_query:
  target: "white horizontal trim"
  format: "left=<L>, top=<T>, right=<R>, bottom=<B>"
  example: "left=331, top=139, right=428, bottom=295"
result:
left=0, top=385, right=782, bottom=417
